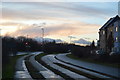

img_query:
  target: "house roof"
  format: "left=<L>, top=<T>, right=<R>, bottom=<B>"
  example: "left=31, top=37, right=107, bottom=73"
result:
left=99, top=15, right=120, bottom=30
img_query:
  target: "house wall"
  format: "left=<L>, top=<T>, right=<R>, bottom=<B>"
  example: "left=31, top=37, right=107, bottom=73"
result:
left=106, top=25, right=114, bottom=53
left=99, top=29, right=106, bottom=52
left=106, top=25, right=114, bottom=39
left=114, top=20, right=120, bottom=53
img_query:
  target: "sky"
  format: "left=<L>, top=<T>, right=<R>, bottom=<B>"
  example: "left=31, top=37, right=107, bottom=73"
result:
left=0, top=1, right=119, bottom=45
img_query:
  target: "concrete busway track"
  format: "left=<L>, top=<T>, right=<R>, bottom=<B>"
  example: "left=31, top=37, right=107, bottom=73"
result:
left=42, top=54, right=91, bottom=80
left=55, top=53, right=120, bottom=80
left=42, top=54, right=113, bottom=80
left=14, top=53, right=33, bottom=80
left=29, top=52, right=62, bottom=79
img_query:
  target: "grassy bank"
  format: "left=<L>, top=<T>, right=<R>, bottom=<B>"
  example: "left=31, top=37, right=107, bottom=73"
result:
left=2, top=54, right=26, bottom=79
left=67, top=54, right=120, bottom=68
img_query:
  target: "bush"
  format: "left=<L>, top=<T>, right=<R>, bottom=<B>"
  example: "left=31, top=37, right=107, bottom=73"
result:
left=96, top=54, right=109, bottom=62
left=93, top=53, right=120, bottom=63
left=71, top=46, right=91, bottom=58
left=43, top=42, right=69, bottom=54
left=109, top=54, right=120, bottom=63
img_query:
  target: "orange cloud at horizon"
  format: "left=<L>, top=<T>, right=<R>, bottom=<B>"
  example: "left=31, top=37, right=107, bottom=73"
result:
left=0, top=21, right=100, bottom=39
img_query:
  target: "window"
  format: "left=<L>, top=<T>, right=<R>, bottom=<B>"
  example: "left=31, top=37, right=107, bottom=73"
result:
left=103, top=30, right=105, bottom=35
left=116, top=26, right=118, bottom=32
left=116, top=37, right=118, bottom=42
left=110, top=29, right=112, bottom=32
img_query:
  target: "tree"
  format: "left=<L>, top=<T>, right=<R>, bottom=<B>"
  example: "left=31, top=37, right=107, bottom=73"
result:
left=91, top=40, right=95, bottom=49
left=107, top=32, right=114, bottom=53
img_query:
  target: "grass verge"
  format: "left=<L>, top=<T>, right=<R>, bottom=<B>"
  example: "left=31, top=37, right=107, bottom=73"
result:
left=35, top=53, right=74, bottom=80
left=67, top=54, right=120, bottom=68
left=2, top=54, right=26, bottom=79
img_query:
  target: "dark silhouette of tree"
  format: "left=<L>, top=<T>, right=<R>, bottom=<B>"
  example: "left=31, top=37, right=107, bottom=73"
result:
left=71, top=45, right=91, bottom=58
left=91, top=40, right=95, bottom=48
left=107, top=32, right=114, bottom=53
left=2, top=36, right=42, bottom=66
left=43, top=42, right=70, bottom=54
left=2, top=36, right=17, bottom=65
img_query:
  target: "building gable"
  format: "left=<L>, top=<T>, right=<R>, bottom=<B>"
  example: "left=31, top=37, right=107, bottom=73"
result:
left=100, top=15, right=120, bottom=30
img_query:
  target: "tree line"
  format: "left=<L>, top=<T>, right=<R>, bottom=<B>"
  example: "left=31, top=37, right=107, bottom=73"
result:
left=2, top=36, right=41, bottom=65
left=2, top=36, right=119, bottom=66
left=2, top=36, right=96, bottom=64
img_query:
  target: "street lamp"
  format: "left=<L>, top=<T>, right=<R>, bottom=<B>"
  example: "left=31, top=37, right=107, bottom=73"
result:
left=26, top=34, right=30, bottom=53
left=33, top=23, right=46, bottom=51
left=41, top=27, right=44, bottom=44
left=68, top=36, right=76, bottom=44
left=68, top=36, right=76, bottom=53
left=37, top=23, right=46, bottom=45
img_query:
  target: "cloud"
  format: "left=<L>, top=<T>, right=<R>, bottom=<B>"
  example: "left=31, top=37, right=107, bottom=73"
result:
left=0, top=22, right=23, bottom=26
left=8, top=21, right=100, bottom=38
left=1, top=2, right=117, bottom=42
left=72, top=38, right=91, bottom=45
left=2, top=0, right=119, bottom=2
left=43, top=2, right=110, bottom=17
left=2, top=2, right=116, bottom=22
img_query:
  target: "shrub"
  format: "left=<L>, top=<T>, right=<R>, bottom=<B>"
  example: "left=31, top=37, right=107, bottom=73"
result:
left=71, top=46, right=91, bottom=58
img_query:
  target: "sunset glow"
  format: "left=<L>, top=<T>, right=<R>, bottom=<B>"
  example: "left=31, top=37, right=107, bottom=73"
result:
left=1, top=1, right=118, bottom=44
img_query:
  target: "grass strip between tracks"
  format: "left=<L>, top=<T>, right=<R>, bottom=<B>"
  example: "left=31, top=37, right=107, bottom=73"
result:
left=35, top=53, right=75, bottom=80
left=25, top=55, right=45, bottom=79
